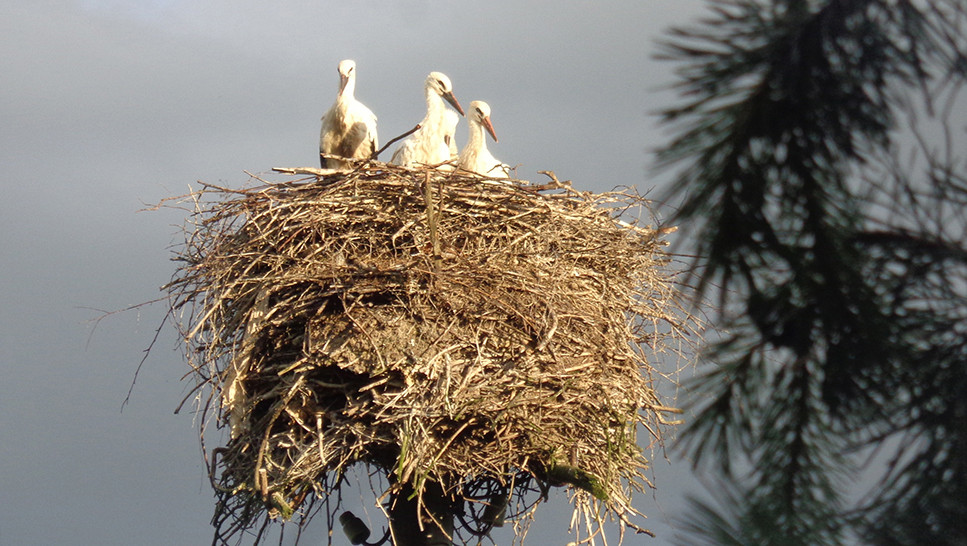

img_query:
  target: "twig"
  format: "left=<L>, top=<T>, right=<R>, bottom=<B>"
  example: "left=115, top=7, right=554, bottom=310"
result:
left=272, top=125, right=421, bottom=177
left=421, top=170, right=443, bottom=274
left=374, top=124, right=421, bottom=159
left=529, top=170, right=572, bottom=192
left=271, top=166, right=342, bottom=176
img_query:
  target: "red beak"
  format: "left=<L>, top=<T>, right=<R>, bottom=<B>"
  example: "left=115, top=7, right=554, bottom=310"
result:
left=442, top=91, right=465, bottom=116
left=482, top=116, right=498, bottom=143
left=339, top=73, right=350, bottom=96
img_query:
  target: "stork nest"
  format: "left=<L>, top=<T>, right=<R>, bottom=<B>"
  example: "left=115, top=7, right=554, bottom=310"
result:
left=164, top=162, right=690, bottom=545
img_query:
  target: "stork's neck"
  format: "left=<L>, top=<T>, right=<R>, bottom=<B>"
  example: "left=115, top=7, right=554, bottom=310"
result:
left=424, top=88, right=446, bottom=124
left=466, top=119, right=487, bottom=152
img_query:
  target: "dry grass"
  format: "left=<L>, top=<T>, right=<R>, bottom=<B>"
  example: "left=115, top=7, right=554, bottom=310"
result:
left=163, top=162, right=693, bottom=545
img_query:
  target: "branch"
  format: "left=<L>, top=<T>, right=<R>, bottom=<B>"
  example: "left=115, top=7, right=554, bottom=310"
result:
left=272, top=125, right=422, bottom=177
left=271, top=166, right=342, bottom=176
left=374, top=124, right=421, bottom=159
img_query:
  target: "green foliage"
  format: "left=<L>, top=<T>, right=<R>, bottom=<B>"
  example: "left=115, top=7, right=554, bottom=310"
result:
left=676, top=478, right=843, bottom=546
left=657, top=0, right=967, bottom=543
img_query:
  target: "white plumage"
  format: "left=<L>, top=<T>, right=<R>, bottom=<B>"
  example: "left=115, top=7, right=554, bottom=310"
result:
left=319, top=59, right=378, bottom=170
left=443, top=108, right=460, bottom=160
left=458, top=101, right=510, bottom=177
left=391, top=71, right=465, bottom=168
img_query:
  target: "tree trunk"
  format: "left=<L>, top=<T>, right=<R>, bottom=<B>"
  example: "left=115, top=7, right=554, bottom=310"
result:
left=387, top=481, right=453, bottom=546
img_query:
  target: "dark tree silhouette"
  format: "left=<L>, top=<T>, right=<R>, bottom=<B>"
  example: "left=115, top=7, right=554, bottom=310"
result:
left=655, top=1, right=967, bottom=544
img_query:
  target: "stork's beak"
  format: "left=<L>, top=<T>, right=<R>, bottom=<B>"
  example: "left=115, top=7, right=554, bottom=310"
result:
left=442, top=91, right=465, bottom=116
left=339, top=73, right=350, bottom=96
left=482, top=116, right=498, bottom=143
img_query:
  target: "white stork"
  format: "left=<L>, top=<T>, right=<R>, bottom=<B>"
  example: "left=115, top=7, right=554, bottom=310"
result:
left=319, top=59, right=378, bottom=170
left=391, top=71, right=465, bottom=168
left=457, top=101, right=510, bottom=177
left=443, top=108, right=460, bottom=160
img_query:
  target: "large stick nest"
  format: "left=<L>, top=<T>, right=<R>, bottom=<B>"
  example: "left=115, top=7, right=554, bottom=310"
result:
left=165, top=163, right=690, bottom=544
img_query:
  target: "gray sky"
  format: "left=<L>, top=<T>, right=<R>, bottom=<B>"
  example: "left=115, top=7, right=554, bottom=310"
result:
left=0, top=1, right=707, bottom=544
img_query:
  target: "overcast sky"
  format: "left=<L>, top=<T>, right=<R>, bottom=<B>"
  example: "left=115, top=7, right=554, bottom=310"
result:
left=0, top=1, right=708, bottom=544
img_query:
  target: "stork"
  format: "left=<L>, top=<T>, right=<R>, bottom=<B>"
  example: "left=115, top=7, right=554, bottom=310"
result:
left=457, top=101, right=510, bottom=177
left=391, top=72, right=465, bottom=168
left=319, top=59, right=378, bottom=170
left=443, top=108, right=460, bottom=160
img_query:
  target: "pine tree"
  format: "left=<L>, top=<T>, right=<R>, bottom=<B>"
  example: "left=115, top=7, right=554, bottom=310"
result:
left=655, top=1, right=967, bottom=543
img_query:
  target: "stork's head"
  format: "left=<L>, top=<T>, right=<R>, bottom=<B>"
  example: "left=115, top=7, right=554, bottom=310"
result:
left=469, top=100, right=498, bottom=143
left=427, top=71, right=465, bottom=116
left=337, top=59, right=357, bottom=95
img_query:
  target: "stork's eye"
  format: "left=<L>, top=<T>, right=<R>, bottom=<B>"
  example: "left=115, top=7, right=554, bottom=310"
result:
left=475, top=107, right=484, bottom=116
